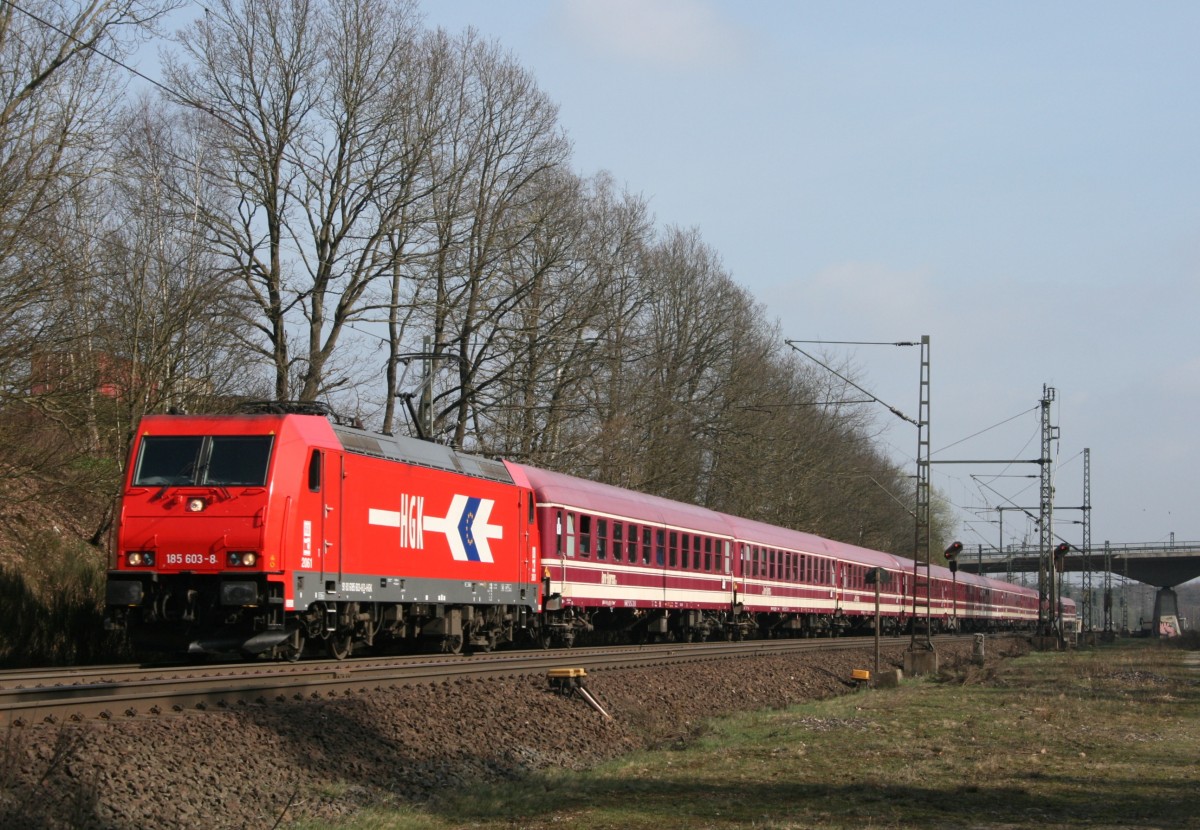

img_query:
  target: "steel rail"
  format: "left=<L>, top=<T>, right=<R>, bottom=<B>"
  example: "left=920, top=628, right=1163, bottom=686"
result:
left=1, top=635, right=985, bottom=728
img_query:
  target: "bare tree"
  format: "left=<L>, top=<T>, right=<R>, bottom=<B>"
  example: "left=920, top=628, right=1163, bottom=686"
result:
left=167, top=0, right=435, bottom=403
left=0, top=0, right=177, bottom=402
left=409, top=29, right=572, bottom=446
left=0, top=0, right=181, bottom=546
left=101, top=100, right=265, bottom=422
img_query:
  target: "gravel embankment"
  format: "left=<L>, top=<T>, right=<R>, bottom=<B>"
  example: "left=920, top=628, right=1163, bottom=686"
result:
left=0, top=638, right=1027, bottom=829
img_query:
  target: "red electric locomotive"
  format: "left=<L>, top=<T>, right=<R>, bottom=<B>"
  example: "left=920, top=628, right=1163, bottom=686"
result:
left=107, top=406, right=1041, bottom=659
left=106, top=407, right=541, bottom=659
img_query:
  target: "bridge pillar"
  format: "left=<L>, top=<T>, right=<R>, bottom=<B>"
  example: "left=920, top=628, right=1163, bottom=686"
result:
left=1152, top=588, right=1182, bottom=637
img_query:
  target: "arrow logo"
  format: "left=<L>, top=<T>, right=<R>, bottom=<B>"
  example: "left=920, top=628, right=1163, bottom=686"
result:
left=373, top=493, right=503, bottom=563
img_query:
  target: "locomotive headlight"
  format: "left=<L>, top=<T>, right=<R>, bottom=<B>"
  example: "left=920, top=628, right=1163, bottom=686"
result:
left=226, top=551, right=259, bottom=567
left=186, top=498, right=206, bottom=513
left=126, top=551, right=143, bottom=566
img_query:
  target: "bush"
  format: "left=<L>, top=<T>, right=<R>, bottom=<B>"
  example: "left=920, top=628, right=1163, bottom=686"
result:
left=0, top=533, right=127, bottom=667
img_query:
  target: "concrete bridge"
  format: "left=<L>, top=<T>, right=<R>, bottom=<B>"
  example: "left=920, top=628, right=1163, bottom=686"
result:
left=955, top=541, right=1200, bottom=588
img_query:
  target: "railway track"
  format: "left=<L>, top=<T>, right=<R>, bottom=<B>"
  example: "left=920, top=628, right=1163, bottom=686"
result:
left=0, top=635, right=984, bottom=728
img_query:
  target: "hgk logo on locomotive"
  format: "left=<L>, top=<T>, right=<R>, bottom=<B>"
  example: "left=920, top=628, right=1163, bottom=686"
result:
left=369, top=493, right=503, bottom=563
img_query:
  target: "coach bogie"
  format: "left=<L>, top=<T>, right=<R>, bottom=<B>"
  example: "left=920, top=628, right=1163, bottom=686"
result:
left=536, top=607, right=590, bottom=648
left=723, top=610, right=756, bottom=641
left=678, top=609, right=725, bottom=642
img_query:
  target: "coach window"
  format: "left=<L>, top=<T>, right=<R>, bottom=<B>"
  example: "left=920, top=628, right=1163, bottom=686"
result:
left=680, top=534, right=689, bottom=570
left=629, top=524, right=641, bottom=563
left=724, top=540, right=732, bottom=574
left=578, top=514, right=591, bottom=557
left=653, top=529, right=664, bottom=565
left=704, top=538, right=713, bottom=572
left=596, top=519, right=608, bottom=560
left=643, top=527, right=653, bottom=565
left=612, top=522, right=623, bottom=562
left=692, top=535, right=701, bottom=570
left=564, top=513, right=576, bottom=557
left=668, top=532, right=678, bottom=568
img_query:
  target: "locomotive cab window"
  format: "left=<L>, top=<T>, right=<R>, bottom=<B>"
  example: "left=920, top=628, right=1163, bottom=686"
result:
left=134, top=435, right=273, bottom=488
left=307, top=449, right=322, bottom=492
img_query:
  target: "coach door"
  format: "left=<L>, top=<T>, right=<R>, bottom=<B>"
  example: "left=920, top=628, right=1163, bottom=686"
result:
left=300, top=448, right=344, bottom=591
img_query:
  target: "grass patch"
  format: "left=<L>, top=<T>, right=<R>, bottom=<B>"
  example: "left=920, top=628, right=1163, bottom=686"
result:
left=308, top=639, right=1200, bottom=830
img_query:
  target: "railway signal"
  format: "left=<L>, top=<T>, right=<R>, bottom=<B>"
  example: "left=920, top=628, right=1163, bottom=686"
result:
left=1054, top=542, right=1070, bottom=572
left=943, top=541, right=963, bottom=573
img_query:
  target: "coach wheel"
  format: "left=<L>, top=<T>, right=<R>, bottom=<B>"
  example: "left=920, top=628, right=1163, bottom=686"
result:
left=327, top=632, right=353, bottom=660
left=445, top=634, right=463, bottom=655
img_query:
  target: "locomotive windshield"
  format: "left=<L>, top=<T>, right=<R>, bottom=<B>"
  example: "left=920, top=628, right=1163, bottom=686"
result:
left=133, top=435, right=274, bottom=487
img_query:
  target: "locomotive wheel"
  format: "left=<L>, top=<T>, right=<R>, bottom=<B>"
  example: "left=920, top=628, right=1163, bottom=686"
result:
left=327, top=632, right=353, bottom=660
left=445, top=635, right=463, bottom=655
left=538, top=630, right=553, bottom=649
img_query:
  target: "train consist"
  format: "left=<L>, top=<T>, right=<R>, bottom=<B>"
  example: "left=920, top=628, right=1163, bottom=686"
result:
left=105, top=407, right=1070, bottom=659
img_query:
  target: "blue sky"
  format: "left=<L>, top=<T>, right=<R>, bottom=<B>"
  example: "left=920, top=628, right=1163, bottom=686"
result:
left=419, top=1, right=1200, bottom=554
